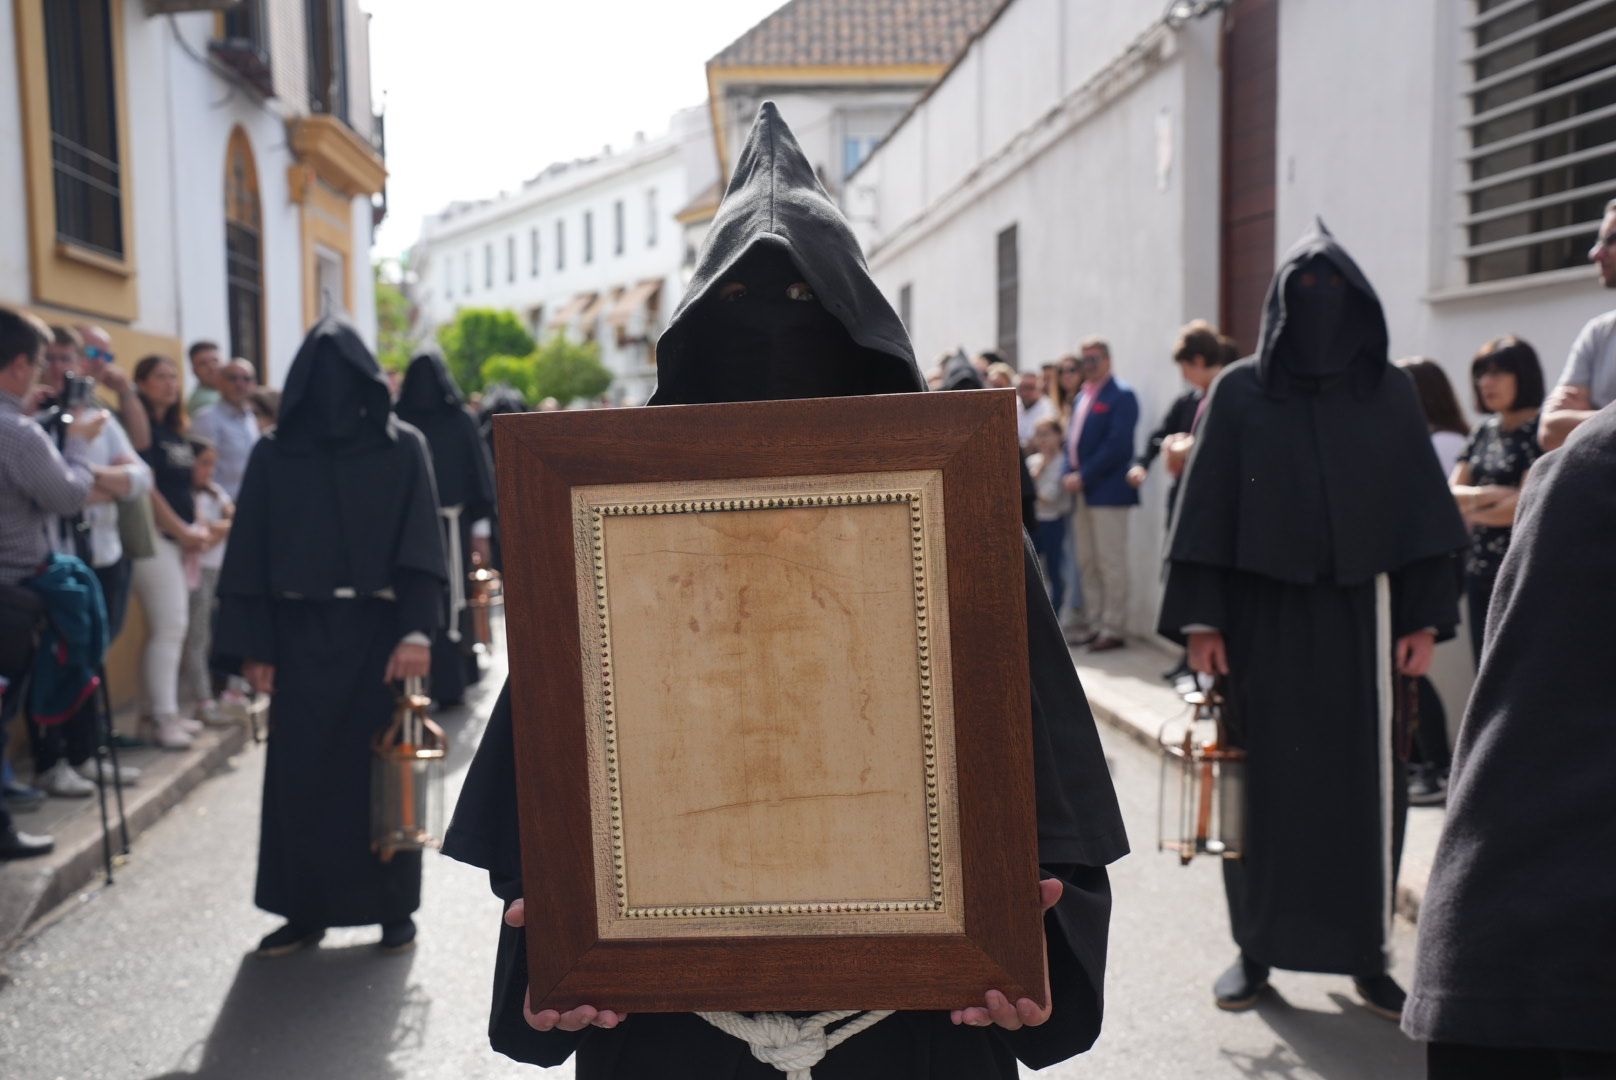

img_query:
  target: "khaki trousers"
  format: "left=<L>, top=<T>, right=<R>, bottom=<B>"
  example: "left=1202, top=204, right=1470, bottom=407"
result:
left=1071, top=497, right=1130, bottom=638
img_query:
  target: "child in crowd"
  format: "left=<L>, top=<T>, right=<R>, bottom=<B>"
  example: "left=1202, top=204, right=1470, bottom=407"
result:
left=179, top=438, right=233, bottom=723
left=1026, top=416, right=1073, bottom=609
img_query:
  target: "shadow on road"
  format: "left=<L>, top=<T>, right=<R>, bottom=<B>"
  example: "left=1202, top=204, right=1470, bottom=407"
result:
left=1217, top=990, right=1421, bottom=1079
left=144, top=943, right=426, bottom=1080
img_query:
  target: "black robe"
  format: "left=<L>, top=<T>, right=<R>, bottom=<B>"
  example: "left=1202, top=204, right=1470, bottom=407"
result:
left=396, top=350, right=497, bottom=706
left=215, top=318, right=447, bottom=927
left=443, top=102, right=1128, bottom=1078
left=1404, top=404, right=1616, bottom=1053
left=1158, top=222, right=1466, bottom=976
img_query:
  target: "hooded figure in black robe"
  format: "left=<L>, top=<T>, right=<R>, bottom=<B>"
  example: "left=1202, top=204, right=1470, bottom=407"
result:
left=442, top=103, right=1128, bottom=1079
left=1158, top=222, right=1466, bottom=1012
left=1403, top=405, right=1616, bottom=1078
left=476, top=385, right=529, bottom=574
left=215, top=318, right=446, bottom=950
left=395, top=349, right=497, bottom=706
left=938, top=351, right=1039, bottom=532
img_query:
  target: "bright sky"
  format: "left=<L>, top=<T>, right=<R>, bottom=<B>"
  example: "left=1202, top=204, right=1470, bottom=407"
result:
left=365, top=0, right=785, bottom=262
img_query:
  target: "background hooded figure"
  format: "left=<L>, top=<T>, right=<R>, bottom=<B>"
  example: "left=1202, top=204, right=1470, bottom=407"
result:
left=395, top=348, right=498, bottom=706
left=1158, top=223, right=1467, bottom=1016
left=214, top=317, right=447, bottom=955
left=442, top=103, right=1127, bottom=1079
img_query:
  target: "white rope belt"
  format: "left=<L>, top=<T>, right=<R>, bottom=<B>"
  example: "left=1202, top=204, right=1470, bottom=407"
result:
left=440, top=504, right=465, bottom=643
left=696, top=1009, right=893, bottom=1079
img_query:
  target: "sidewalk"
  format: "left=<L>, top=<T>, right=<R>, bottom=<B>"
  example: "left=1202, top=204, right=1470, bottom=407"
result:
left=1071, top=637, right=1443, bottom=923
left=0, top=714, right=250, bottom=954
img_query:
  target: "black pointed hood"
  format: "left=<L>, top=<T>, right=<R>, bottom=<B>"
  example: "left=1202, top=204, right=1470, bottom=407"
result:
left=397, top=347, right=465, bottom=422
left=276, top=317, right=395, bottom=450
left=940, top=349, right=986, bottom=391
left=649, top=102, right=923, bottom=405
left=1254, top=218, right=1390, bottom=397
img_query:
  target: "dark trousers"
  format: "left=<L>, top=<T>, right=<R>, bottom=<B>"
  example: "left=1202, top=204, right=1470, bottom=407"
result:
left=1466, top=571, right=1498, bottom=665
left=1409, top=675, right=1451, bottom=774
left=27, top=558, right=127, bottom=773
left=1031, top=518, right=1067, bottom=612
left=1429, top=1043, right=1616, bottom=1079
left=0, top=688, right=18, bottom=836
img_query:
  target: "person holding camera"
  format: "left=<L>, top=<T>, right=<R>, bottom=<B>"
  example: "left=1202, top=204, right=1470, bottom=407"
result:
left=26, top=326, right=151, bottom=797
left=0, top=308, right=120, bottom=858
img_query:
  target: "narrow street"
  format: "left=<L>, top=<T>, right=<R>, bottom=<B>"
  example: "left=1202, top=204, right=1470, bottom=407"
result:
left=0, top=650, right=1421, bottom=1080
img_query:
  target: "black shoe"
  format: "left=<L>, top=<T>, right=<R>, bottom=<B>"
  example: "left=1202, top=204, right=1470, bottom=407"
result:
left=256, top=923, right=325, bottom=957
left=1408, top=766, right=1447, bottom=807
left=1087, top=635, right=1127, bottom=653
left=1214, top=955, right=1270, bottom=1011
left=0, top=827, right=54, bottom=861
left=1353, top=974, right=1406, bottom=1021
left=1162, top=657, right=1192, bottom=683
left=380, top=918, right=417, bottom=953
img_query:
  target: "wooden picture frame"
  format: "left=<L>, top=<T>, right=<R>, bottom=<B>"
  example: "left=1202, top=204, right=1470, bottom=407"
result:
left=494, top=389, right=1044, bottom=1013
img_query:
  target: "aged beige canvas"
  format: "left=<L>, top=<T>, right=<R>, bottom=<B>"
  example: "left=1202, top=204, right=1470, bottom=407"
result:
left=571, top=471, right=963, bottom=940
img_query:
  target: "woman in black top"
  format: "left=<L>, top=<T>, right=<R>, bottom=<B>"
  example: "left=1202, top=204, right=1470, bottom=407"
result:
left=132, top=355, right=209, bottom=749
left=1449, top=337, right=1544, bottom=663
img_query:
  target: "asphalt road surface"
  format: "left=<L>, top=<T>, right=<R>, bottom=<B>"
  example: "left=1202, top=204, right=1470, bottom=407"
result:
left=0, top=653, right=1423, bottom=1079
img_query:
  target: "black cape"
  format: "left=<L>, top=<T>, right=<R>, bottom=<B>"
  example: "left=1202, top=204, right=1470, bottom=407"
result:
left=395, top=349, right=498, bottom=705
left=1404, top=404, right=1616, bottom=1052
left=215, top=318, right=447, bottom=927
left=443, top=102, right=1127, bottom=1078
left=1158, top=225, right=1464, bottom=975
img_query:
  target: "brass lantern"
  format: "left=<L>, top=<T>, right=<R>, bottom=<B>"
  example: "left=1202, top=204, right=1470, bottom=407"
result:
left=371, top=677, right=448, bottom=862
left=1157, top=681, right=1246, bottom=865
left=467, top=551, right=504, bottom=651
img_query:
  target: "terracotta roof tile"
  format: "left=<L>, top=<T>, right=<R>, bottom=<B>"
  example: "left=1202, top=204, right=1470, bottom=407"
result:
left=710, top=0, right=1004, bottom=69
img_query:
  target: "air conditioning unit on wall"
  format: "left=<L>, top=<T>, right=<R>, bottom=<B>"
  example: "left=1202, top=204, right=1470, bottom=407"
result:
left=145, top=0, right=240, bottom=14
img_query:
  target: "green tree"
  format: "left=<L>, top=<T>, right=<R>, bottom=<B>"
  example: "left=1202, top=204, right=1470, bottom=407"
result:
left=531, top=334, right=612, bottom=406
left=479, top=353, right=539, bottom=401
left=437, top=308, right=535, bottom=395
left=374, top=262, right=414, bottom=373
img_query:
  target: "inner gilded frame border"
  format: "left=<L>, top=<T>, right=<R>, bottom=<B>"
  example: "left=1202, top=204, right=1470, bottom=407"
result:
left=572, top=470, right=964, bottom=941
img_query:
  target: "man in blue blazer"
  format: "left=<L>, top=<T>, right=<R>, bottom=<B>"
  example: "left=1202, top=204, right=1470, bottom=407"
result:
left=1061, top=338, right=1140, bottom=651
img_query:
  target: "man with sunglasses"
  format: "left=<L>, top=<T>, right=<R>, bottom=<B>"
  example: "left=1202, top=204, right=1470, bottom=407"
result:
left=76, top=324, right=150, bottom=452
left=192, top=359, right=260, bottom=501
left=1541, top=200, right=1616, bottom=451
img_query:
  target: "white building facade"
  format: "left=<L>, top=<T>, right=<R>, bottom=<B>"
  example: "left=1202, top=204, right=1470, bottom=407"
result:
left=0, top=0, right=385, bottom=391
left=411, top=106, right=717, bottom=405
left=851, top=0, right=1616, bottom=675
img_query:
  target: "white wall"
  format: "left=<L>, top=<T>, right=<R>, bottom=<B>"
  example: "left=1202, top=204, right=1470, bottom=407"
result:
left=1274, top=0, right=1610, bottom=400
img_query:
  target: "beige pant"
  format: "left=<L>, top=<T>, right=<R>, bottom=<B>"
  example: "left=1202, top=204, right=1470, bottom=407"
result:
left=1071, top=498, right=1130, bottom=638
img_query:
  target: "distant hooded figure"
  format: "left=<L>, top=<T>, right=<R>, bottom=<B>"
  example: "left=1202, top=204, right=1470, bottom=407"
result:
left=1403, top=404, right=1616, bottom=1078
left=395, top=349, right=497, bottom=705
left=1158, top=223, right=1467, bottom=1017
left=939, top=350, right=1039, bottom=532
left=214, top=318, right=446, bottom=956
left=443, top=103, right=1127, bottom=1079
left=476, top=384, right=529, bottom=572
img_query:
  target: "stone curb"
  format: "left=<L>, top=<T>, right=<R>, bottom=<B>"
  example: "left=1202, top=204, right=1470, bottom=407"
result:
left=0, top=720, right=250, bottom=956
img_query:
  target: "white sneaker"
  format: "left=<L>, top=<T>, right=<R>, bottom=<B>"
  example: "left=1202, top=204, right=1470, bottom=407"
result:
left=75, top=759, right=142, bottom=786
left=179, top=715, right=204, bottom=735
left=153, top=716, right=195, bottom=751
left=39, top=760, right=96, bottom=798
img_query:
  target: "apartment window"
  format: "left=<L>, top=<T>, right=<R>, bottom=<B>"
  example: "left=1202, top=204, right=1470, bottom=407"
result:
left=530, top=226, right=541, bottom=277
left=222, top=0, right=266, bottom=50
left=304, top=0, right=349, bottom=121
left=843, top=135, right=881, bottom=178
left=584, top=210, right=594, bottom=263
left=613, top=199, right=626, bottom=256
left=647, top=188, right=658, bottom=247
left=1463, top=0, right=1616, bottom=284
left=485, top=243, right=495, bottom=288
left=225, top=130, right=265, bottom=378
left=463, top=251, right=471, bottom=294
left=898, top=283, right=913, bottom=333
left=43, top=0, right=124, bottom=258
left=556, top=220, right=565, bottom=270
left=507, top=234, right=516, bottom=282
left=996, top=225, right=1019, bottom=367
left=444, top=259, right=452, bottom=299
left=316, top=248, right=345, bottom=316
